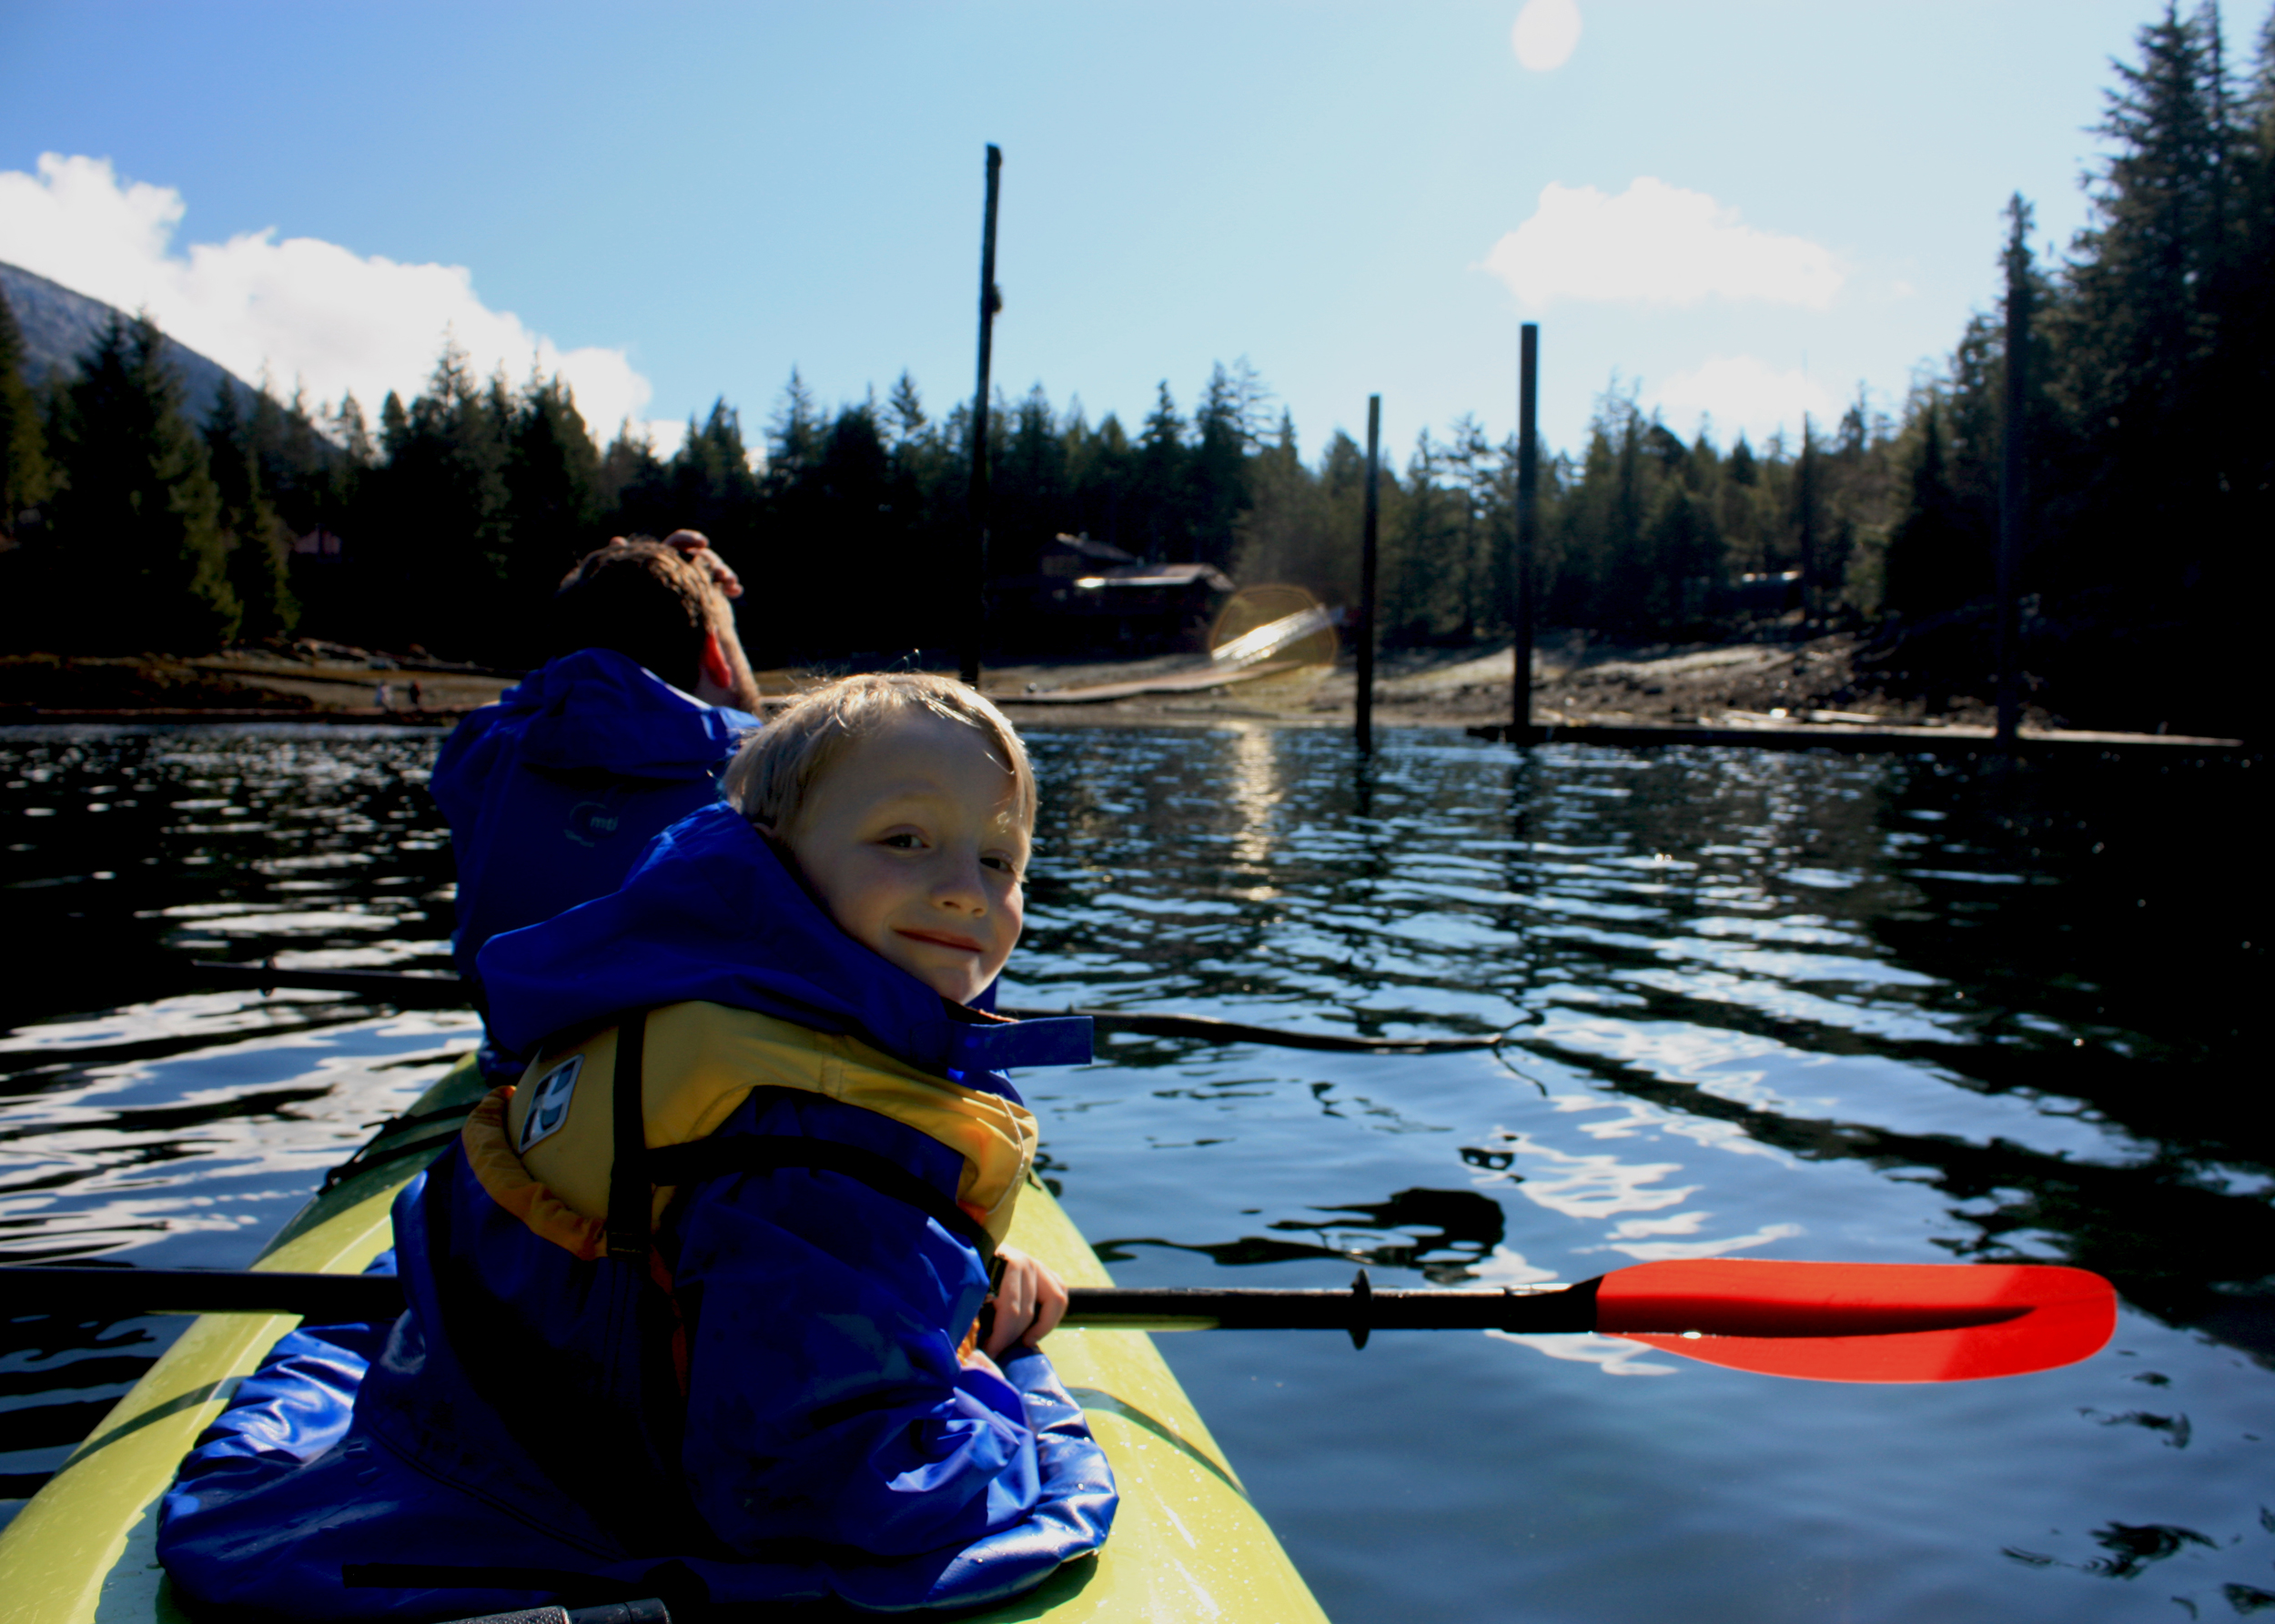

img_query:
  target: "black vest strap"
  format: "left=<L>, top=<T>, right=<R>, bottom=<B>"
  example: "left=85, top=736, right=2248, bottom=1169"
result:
left=603, top=1009, right=652, bottom=1261
left=645, top=1133, right=996, bottom=1270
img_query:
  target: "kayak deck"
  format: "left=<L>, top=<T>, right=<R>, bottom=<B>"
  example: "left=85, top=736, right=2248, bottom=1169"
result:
left=0, top=1054, right=1328, bottom=1623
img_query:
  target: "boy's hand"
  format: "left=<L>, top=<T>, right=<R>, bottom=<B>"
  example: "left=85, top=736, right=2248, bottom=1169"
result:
left=982, top=1246, right=1067, bottom=1359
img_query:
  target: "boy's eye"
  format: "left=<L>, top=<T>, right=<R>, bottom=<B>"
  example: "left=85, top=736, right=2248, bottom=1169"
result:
left=881, top=832, right=925, bottom=850
left=982, top=853, right=1020, bottom=877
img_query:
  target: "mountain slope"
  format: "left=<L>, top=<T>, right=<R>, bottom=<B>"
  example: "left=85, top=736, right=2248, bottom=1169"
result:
left=1, top=259, right=260, bottom=426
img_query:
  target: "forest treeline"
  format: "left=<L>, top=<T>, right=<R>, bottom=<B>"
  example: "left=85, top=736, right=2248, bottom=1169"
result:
left=1, top=2, right=2267, bottom=730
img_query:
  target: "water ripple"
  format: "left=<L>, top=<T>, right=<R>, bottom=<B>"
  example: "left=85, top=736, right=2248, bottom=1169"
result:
left=0, top=721, right=2265, bottom=1620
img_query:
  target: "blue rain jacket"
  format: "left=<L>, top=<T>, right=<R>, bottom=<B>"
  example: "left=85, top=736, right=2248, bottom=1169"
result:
left=430, top=648, right=758, bottom=983
left=157, top=806, right=1111, bottom=1619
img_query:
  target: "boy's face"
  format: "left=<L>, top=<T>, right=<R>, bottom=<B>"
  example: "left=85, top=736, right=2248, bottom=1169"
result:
left=777, top=711, right=1028, bottom=1005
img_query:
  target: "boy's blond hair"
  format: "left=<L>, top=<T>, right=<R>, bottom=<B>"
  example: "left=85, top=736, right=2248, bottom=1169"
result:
left=723, top=672, right=1036, bottom=836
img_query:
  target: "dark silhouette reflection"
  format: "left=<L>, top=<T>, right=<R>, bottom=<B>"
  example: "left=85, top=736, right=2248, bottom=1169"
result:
left=2084, top=1408, right=2191, bottom=1447
left=2003, top=1521, right=2220, bottom=1582
left=2081, top=1522, right=2215, bottom=1579
left=1098, top=1186, right=1507, bottom=1286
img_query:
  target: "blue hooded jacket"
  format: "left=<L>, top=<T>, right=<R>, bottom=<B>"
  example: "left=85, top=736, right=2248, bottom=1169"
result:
left=157, top=806, right=1112, bottom=1619
left=430, top=648, right=758, bottom=983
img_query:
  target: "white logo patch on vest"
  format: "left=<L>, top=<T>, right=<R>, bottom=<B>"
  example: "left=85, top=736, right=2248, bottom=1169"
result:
left=518, top=1054, right=583, bottom=1154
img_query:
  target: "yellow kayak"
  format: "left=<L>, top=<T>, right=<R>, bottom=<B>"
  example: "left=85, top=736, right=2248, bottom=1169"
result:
left=0, top=1054, right=1329, bottom=1623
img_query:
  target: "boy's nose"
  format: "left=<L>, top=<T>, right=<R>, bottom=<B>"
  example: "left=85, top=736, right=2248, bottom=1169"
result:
left=931, top=854, right=989, bottom=913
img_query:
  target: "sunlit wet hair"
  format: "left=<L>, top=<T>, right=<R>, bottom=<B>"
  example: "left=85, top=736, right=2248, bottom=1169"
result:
left=723, top=672, right=1036, bottom=837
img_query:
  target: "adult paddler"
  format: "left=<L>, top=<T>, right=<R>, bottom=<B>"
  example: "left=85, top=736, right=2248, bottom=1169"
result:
left=430, top=533, right=763, bottom=1079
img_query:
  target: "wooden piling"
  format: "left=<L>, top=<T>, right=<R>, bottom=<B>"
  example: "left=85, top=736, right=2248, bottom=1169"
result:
left=961, top=145, right=1003, bottom=691
left=1356, top=395, right=1381, bottom=751
left=1512, top=325, right=1539, bottom=741
left=1996, top=197, right=2031, bottom=750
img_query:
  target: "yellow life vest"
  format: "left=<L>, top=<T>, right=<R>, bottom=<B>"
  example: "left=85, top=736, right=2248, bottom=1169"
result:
left=493, top=1000, right=1039, bottom=1254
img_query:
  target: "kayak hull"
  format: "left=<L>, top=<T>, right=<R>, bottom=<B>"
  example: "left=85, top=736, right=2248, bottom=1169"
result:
left=0, top=1054, right=1327, bottom=1623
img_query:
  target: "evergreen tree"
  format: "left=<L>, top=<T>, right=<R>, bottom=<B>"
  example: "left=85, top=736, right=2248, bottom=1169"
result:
left=671, top=399, right=763, bottom=546
left=46, top=313, right=239, bottom=650
left=886, top=372, right=927, bottom=447
left=767, top=370, right=822, bottom=479
left=814, top=399, right=924, bottom=653
left=1595, top=394, right=1650, bottom=629
left=0, top=285, right=49, bottom=541
left=246, top=380, right=335, bottom=540
left=379, top=390, right=410, bottom=453
left=1884, top=401, right=1977, bottom=616
left=1637, top=424, right=1723, bottom=628
left=1229, top=410, right=1320, bottom=593
left=1794, top=417, right=1823, bottom=614
left=1063, top=409, right=1133, bottom=558
left=595, top=421, right=665, bottom=533
left=205, top=382, right=298, bottom=641
left=2049, top=1, right=2243, bottom=593
left=351, top=340, right=513, bottom=655
left=504, top=371, right=602, bottom=615
left=1719, top=434, right=1764, bottom=575
left=1385, top=428, right=1453, bottom=642
left=1189, top=364, right=1251, bottom=570
left=1133, top=381, right=1188, bottom=563
left=331, top=393, right=376, bottom=467
left=994, top=384, right=1067, bottom=580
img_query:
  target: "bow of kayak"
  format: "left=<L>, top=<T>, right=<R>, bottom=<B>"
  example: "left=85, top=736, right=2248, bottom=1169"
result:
left=0, top=1054, right=1328, bottom=1624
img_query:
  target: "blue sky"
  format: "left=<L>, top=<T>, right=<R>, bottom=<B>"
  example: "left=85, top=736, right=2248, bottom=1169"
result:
left=0, top=1, right=2195, bottom=465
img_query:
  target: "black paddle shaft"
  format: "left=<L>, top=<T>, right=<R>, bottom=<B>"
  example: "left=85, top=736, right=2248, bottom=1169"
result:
left=190, top=961, right=472, bottom=1009
left=186, top=962, right=1498, bottom=1054
left=1064, top=1276, right=1602, bottom=1337
left=2, top=1266, right=1602, bottom=1337
left=5, top=1266, right=411, bottom=1322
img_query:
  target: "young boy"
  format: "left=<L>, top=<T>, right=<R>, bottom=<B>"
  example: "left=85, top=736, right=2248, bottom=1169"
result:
left=159, top=674, right=1115, bottom=1618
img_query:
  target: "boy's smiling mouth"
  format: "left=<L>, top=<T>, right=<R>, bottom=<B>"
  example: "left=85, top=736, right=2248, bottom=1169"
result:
left=895, top=926, right=985, bottom=953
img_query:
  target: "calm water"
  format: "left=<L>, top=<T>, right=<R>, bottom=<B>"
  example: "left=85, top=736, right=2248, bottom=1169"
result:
left=1, top=721, right=2267, bottom=1620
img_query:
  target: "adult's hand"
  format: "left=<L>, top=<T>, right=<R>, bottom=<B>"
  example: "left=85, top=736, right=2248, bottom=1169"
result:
left=663, top=529, right=743, bottom=599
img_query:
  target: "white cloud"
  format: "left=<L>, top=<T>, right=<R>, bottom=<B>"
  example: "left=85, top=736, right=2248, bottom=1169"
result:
left=1648, top=355, right=1838, bottom=446
left=0, top=154, right=682, bottom=453
left=1510, top=0, right=1582, bottom=71
left=1484, top=177, right=1845, bottom=309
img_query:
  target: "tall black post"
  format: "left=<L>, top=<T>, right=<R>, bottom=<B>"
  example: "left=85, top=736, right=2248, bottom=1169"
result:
left=1512, top=324, right=1540, bottom=741
left=1796, top=415, right=1818, bottom=619
left=1355, top=395, right=1381, bottom=751
left=961, top=145, right=1004, bottom=690
left=1996, top=196, right=2032, bottom=749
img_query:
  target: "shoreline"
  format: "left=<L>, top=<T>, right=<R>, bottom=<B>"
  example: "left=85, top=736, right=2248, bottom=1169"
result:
left=1, top=637, right=2249, bottom=753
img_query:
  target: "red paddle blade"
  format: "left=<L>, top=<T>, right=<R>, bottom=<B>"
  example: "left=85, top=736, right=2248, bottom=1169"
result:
left=1593, top=1259, right=2117, bottom=1383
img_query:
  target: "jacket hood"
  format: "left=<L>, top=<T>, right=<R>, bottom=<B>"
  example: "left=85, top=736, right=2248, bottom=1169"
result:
left=477, top=802, right=1089, bottom=1080
left=441, top=649, right=755, bottom=801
